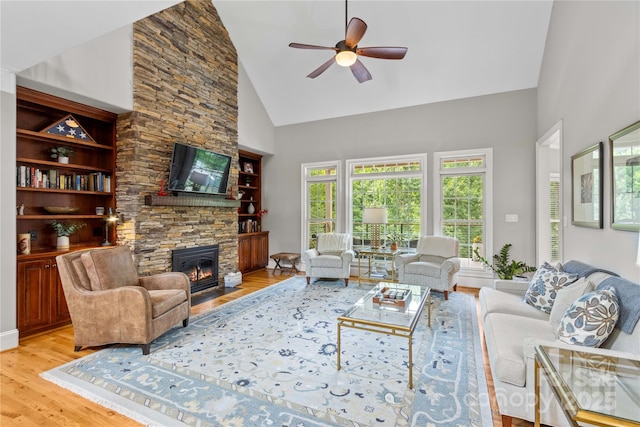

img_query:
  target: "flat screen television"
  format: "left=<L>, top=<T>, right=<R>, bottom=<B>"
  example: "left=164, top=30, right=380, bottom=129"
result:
left=168, top=142, right=232, bottom=196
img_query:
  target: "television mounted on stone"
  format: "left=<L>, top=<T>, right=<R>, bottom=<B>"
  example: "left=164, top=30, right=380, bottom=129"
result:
left=168, top=142, right=232, bottom=196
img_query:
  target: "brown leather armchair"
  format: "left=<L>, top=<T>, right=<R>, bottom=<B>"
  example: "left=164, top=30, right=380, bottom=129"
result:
left=56, top=246, right=191, bottom=355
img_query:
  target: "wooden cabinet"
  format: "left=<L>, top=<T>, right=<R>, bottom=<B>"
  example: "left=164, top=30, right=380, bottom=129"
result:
left=237, top=150, right=269, bottom=273
left=17, top=255, right=70, bottom=336
left=15, top=87, right=116, bottom=336
left=238, top=232, right=269, bottom=273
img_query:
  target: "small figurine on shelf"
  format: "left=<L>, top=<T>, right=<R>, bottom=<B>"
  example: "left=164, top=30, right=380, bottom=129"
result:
left=17, top=203, right=24, bottom=216
left=157, top=179, right=168, bottom=196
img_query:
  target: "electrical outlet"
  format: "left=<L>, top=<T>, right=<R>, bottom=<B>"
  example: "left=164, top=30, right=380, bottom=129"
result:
left=29, top=230, right=37, bottom=241
left=505, top=214, right=519, bottom=223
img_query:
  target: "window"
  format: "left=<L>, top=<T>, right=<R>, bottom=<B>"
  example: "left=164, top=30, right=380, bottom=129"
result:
left=301, top=161, right=341, bottom=249
left=347, top=154, right=427, bottom=250
left=434, top=149, right=493, bottom=272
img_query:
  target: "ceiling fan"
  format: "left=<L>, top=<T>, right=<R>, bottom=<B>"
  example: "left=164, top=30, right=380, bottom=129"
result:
left=288, top=1, right=408, bottom=83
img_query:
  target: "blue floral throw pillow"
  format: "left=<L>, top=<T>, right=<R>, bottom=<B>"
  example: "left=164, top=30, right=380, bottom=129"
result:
left=556, top=287, right=620, bottom=347
left=524, top=268, right=578, bottom=314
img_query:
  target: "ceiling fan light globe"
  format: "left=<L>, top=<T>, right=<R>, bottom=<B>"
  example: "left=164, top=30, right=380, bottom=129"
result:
left=335, top=50, right=357, bottom=67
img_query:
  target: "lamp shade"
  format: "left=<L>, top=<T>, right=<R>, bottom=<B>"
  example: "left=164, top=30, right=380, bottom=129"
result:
left=335, top=50, right=357, bottom=67
left=362, top=207, right=388, bottom=224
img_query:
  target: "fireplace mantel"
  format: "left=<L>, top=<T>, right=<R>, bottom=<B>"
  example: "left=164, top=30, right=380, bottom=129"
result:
left=144, top=194, right=241, bottom=208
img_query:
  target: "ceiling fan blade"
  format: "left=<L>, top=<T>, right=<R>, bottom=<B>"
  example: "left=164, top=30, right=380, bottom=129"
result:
left=357, top=46, right=408, bottom=60
left=345, top=17, right=367, bottom=48
left=289, top=43, right=337, bottom=51
left=350, top=59, right=372, bottom=83
left=307, top=56, right=337, bottom=79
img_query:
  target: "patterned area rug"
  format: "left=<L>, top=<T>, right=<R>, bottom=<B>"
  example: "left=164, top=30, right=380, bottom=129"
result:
left=42, top=277, right=492, bottom=426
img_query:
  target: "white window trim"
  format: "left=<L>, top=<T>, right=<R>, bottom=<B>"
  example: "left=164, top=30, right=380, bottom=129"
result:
left=345, top=153, right=428, bottom=238
left=300, top=160, right=342, bottom=253
left=433, top=148, right=494, bottom=279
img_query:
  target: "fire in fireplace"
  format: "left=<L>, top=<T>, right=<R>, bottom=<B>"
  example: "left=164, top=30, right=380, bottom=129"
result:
left=172, top=245, right=219, bottom=294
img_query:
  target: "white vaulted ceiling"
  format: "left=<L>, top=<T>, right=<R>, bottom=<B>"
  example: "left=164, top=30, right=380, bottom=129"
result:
left=1, top=1, right=553, bottom=127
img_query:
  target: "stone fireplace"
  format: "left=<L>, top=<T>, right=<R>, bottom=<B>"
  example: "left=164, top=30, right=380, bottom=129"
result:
left=172, top=245, right=219, bottom=294
left=115, top=0, right=239, bottom=278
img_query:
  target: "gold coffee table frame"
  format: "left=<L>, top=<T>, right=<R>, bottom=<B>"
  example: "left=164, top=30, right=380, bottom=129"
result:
left=534, top=345, right=640, bottom=427
left=337, top=282, right=431, bottom=389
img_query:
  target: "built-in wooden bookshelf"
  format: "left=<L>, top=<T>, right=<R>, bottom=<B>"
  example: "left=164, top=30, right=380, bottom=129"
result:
left=15, top=86, right=117, bottom=336
left=237, top=150, right=268, bottom=273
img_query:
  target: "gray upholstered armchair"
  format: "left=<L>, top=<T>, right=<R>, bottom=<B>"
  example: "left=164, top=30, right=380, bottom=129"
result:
left=302, top=233, right=354, bottom=286
left=396, top=236, right=461, bottom=299
left=56, top=246, right=191, bottom=355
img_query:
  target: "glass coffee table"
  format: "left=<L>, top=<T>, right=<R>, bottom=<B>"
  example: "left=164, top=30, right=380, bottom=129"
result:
left=534, top=345, right=640, bottom=427
left=337, top=282, right=431, bottom=389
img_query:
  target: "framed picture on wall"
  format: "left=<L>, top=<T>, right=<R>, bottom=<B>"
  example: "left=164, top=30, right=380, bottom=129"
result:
left=243, top=162, right=254, bottom=174
left=571, top=141, right=603, bottom=228
left=610, top=120, right=640, bottom=231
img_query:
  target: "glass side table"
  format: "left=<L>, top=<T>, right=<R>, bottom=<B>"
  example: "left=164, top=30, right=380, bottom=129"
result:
left=534, top=345, right=640, bottom=427
left=356, top=247, right=400, bottom=285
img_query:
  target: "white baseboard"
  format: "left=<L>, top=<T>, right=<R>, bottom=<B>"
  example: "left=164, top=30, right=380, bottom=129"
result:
left=0, top=329, right=19, bottom=351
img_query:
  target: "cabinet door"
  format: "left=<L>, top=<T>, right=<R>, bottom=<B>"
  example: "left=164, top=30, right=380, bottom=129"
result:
left=17, top=259, right=52, bottom=333
left=251, top=233, right=269, bottom=269
left=50, top=262, right=70, bottom=324
left=238, top=235, right=252, bottom=272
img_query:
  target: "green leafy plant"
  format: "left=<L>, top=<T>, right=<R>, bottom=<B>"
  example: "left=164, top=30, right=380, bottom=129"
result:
left=474, top=243, right=535, bottom=280
left=50, top=146, right=74, bottom=159
left=51, top=221, right=86, bottom=237
left=386, top=230, right=403, bottom=243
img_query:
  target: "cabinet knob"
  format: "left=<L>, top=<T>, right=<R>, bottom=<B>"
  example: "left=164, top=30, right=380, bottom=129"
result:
left=44, top=264, right=50, bottom=268
left=52, top=263, right=56, bottom=268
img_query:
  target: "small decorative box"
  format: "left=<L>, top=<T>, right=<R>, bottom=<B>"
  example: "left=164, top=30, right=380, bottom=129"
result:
left=373, top=287, right=412, bottom=308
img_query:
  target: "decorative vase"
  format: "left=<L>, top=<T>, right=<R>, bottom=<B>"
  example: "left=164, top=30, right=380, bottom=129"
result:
left=472, top=243, right=482, bottom=261
left=390, top=242, right=397, bottom=251
left=58, top=156, right=69, bottom=164
left=247, top=203, right=255, bottom=214
left=57, top=236, right=70, bottom=249
left=18, top=233, right=30, bottom=255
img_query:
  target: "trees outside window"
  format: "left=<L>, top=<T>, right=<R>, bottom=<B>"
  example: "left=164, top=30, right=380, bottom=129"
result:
left=347, top=155, right=427, bottom=250
left=434, top=149, right=493, bottom=271
left=302, top=162, right=340, bottom=249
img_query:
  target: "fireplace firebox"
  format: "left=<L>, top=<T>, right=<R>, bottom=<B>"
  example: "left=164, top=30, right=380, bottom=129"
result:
left=172, top=245, right=219, bottom=293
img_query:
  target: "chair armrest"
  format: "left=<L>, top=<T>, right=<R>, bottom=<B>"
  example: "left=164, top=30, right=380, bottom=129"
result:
left=301, top=248, right=319, bottom=263
left=494, top=279, right=530, bottom=297
left=340, top=249, right=354, bottom=265
left=140, top=272, right=191, bottom=306
left=395, top=253, right=419, bottom=267
left=72, top=286, right=153, bottom=324
left=442, top=257, right=461, bottom=274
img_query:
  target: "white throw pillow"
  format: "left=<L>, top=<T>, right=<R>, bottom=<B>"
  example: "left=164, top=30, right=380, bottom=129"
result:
left=524, top=268, right=578, bottom=314
left=549, top=278, right=594, bottom=327
left=556, top=287, right=620, bottom=347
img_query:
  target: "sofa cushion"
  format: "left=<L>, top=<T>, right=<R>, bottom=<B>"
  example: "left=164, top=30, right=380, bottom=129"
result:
left=479, top=287, right=549, bottom=321
left=81, top=246, right=139, bottom=291
left=595, top=276, right=640, bottom=334
left=549, top=278, right=594, bottom=327
left=309, top=254, right=343, bottom=268
left=556, top=287, right=620, bottom=347
left=405, top=261, right=441, bottom=278
left=148, top=289, right=188, bottom=318
left=484, top=313, right=556, bottom=386
left=524, top=269, right=578, bottom=314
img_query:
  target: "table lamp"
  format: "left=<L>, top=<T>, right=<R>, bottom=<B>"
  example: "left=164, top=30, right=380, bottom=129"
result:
left=101, top=207, right=119, bottom=246
left=362, top=207, right=388, bottom=249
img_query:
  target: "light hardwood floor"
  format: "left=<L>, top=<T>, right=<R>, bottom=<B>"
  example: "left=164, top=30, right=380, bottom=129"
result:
left=1, top=269, right=533, bottom=426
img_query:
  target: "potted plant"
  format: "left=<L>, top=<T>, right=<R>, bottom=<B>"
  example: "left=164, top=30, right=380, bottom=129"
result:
left=471, top=235, right=482, bottom=261
left=474, top=243, right=535, bottom=280
left=51, top=221, right=86, bottom=249
left=50, top=146, right=74, bottom=164
left=386, top=230, right=403, bottom=251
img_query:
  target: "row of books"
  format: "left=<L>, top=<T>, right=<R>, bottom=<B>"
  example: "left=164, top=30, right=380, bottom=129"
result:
left=239, top=219, right=260, bottom=233
left=17, top=166, right=111, bottom=192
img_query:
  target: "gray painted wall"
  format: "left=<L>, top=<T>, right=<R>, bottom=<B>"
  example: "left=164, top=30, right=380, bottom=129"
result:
left=265, top=89, right=538, bottom=274
left=538, top=1, right=640, bottom=280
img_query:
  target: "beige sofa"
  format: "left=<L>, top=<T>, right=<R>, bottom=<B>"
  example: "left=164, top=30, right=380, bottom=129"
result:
left=479, top=261, right=640, bottom=427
